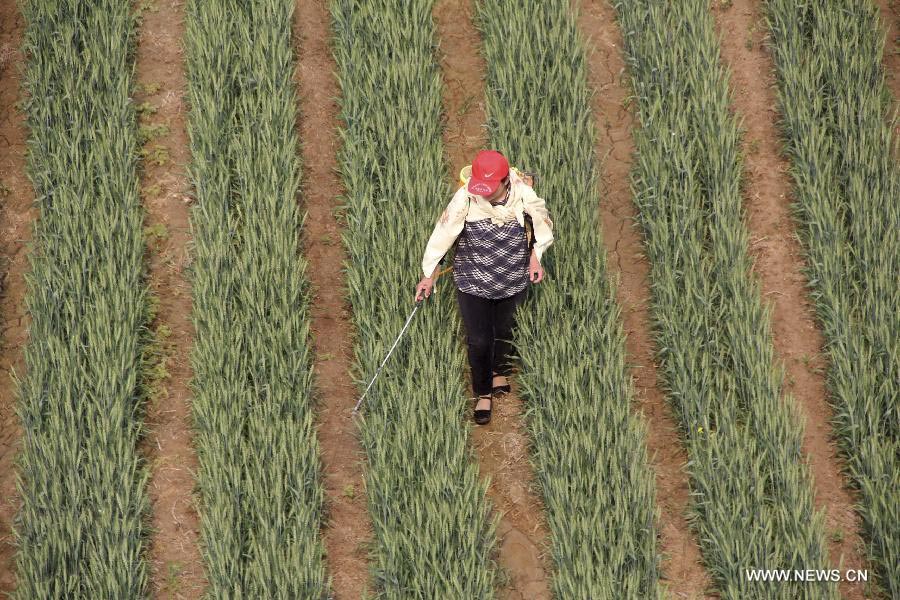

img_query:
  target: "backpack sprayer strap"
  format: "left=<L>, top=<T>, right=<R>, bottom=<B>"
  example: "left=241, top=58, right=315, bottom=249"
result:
left=435, top=265, right=453, bottom=278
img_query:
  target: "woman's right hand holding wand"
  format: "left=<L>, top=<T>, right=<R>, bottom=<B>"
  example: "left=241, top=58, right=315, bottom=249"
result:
left=414, top=276, right=434, bottom=302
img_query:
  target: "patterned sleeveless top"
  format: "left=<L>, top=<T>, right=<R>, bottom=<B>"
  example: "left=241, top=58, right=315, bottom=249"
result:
left=452, top=199, right=529, bottom=299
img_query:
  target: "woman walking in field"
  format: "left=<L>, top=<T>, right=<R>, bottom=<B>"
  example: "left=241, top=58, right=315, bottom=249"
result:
left=415, top=150, right=554, bottom=424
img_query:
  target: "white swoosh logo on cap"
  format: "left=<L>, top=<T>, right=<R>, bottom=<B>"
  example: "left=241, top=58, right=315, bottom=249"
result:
left=484, top=171, right=495, bottom=177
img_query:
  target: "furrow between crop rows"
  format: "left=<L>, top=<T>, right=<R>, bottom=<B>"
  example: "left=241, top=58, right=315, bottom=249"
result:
left=184, top=0, right=330, bottom=595
left=132, top=0, right=206, bottom=594
left=330, top=0, right=500, bottom=596
left=765, top=1, right=899, bottom=596
left=475, top=1, right=662, bottom=597
left=710, top=3, right=872, bottom=599
left=432, top=1, right=555, bottom=597
left=293, top=0, right=374, bottom=598
left=614, top=1, right=836, bottom=597
left=0, top=2, right=31, bottom=593
left=578, top=0, right=714, bottom=595
left=13, top=1, right=150, bottom=596
left=875, top=0, right=900, bottom=104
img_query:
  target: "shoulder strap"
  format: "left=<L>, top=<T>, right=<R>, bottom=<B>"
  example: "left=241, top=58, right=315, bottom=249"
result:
left=511, top=166, right=536, bottom=187
left=511, top=167, right=536, bottom=248
left=441, top=191, right=470, bottom=265
left=524, top=213, right=534, bottom=250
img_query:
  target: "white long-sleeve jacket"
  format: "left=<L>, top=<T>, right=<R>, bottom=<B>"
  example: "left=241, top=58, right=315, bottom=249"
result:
left=420, top=169, right=554, bottom=279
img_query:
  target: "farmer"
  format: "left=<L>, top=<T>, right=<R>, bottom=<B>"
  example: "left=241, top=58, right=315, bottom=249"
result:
left=414, top=150, right=554, bottom=425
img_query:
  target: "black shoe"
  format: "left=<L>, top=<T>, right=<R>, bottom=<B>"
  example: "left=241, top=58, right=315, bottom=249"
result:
left=473, top=393, right=493, bottom=425
left=492, top=373, right=511, bottom=396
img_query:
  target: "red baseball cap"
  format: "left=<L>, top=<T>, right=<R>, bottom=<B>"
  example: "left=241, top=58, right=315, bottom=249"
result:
left=467, top=150, right=509, bottom=196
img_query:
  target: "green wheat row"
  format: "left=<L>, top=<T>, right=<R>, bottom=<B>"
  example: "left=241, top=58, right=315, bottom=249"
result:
left=183, top=0, right=330, bottom=595
left=765, top=1, right=899, bottom=596
left=330, top=0, right=500, bottom=597
left=13, top=0, right=149, bottom=596
left=474, top=1, right=663, bottom=597
left=613, top=1, right=837, bottom=597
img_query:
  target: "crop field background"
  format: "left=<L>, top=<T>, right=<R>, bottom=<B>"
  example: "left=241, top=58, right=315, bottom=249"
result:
left=0, top=0, right=897, bottom=599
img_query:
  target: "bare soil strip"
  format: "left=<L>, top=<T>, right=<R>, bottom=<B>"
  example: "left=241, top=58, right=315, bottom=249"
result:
left=433, top=2, right=552, bottom=598
left=579, top=2, right=714, bottom=598
left=877, top=0, right=899, bottom=102
left=132, top=1, right=206, bottom=597
left=293, top=1, right=373, bottom=598
left=0, top=4, right=29, bottom=594
left=712, top=3, right=869, bottom=598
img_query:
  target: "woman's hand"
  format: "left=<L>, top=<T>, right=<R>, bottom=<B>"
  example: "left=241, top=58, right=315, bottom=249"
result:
left=415, top=277, right=434, bottom=302
left=529, top=253, right=544, bottom=283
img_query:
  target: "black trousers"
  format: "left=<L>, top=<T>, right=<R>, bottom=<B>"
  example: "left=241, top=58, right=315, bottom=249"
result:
left=456, top=287, right=528, bottom=396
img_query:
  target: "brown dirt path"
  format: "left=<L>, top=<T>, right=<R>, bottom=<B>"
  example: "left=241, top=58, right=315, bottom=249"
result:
left=433, top=2, right=553, bottom=598
left=712, top=3, right=870, bottom=598
left=876, top=0, right=899, bottom=105
left=293, top=1, right=373, bottom=598
left=132, top=1, right=206, bottom=597
left=0, top=4, right=30, bottom=595
left=579, top=1, right=715, bottom=598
